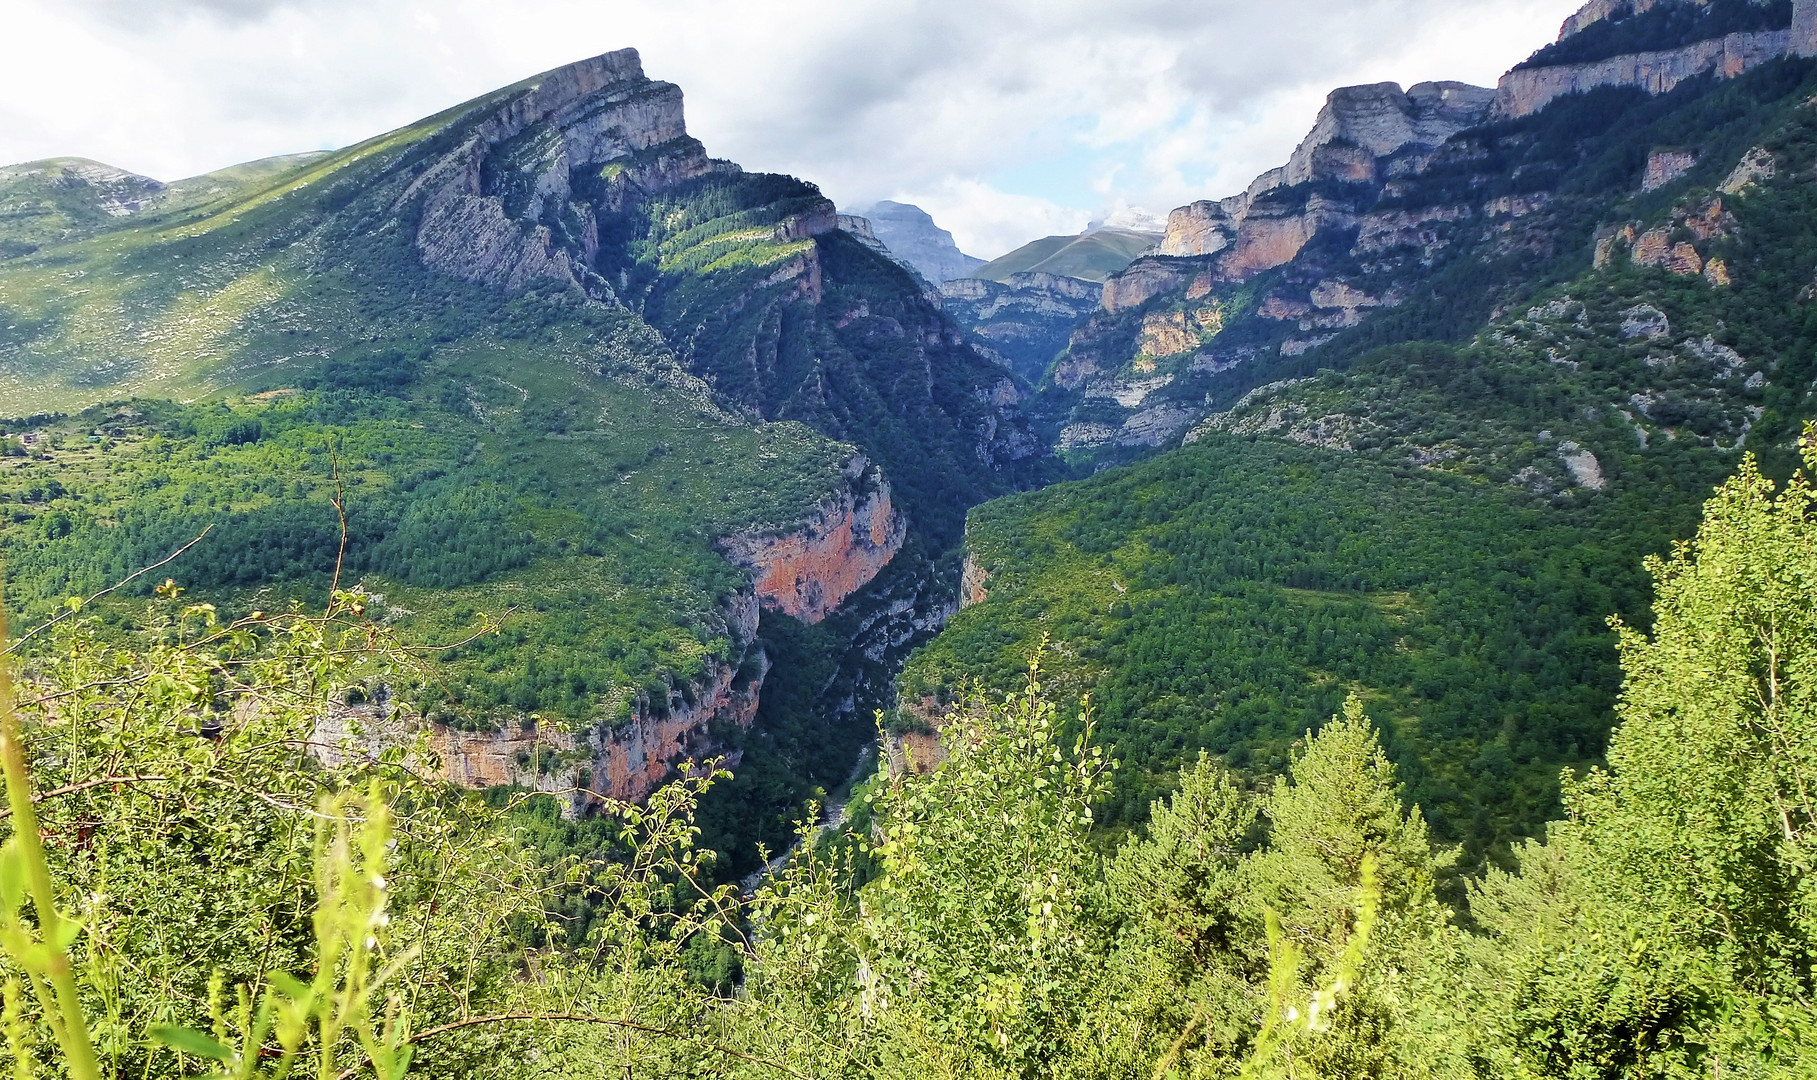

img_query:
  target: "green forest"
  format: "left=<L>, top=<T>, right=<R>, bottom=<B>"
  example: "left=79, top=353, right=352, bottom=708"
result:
left=2, top=433, right=1814, bottom=1078
left=4, top=6, right=1817, bottom=1073
left=902, top=433, right=1723, bottom=859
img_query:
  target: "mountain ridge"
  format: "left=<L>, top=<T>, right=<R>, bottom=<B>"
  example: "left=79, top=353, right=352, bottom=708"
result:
left=0, top=48, right=1036, bottom=863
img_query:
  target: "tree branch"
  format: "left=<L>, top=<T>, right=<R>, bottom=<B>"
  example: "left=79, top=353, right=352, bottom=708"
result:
left=4, top=527, right=214, bottom=656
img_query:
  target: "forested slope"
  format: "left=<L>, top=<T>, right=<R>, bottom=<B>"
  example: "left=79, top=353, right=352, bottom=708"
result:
left=0, top=50, right=1031, bottom=870
left=909, top=19, right=1817, bottom=861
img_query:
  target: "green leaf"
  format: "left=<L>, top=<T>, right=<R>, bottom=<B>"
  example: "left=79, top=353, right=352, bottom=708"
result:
left=150, top=1025, right=234, bottom=1061
left=47, top=916, right=81, bottom=951
left=267, top=971, right=310, bottom=1000
left=0, top=839, right=26, bottom=914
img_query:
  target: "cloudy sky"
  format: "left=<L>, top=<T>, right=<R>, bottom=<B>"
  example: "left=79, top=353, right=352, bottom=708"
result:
left=0, top=0, right=1584, bottom=258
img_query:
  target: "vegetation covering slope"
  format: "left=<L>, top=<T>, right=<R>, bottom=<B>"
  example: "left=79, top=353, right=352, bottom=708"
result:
left=910, top=50, right=1817, bottom=865
left=971, top=227, right=1159, bottom=284
left=3, top=441, right=1813, bottom=1077
left=0, top=51, right=1032, bottom=875
left=905, top=434, right=1721, bottom=856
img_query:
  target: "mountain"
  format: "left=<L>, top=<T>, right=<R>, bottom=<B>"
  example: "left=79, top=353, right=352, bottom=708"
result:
left=1013, top=0, right=1815, bottom=461
left=843, top=200, right=985, bottom=283
left=969, top=225, right=1159, bottom=284
left=0, top=49, right=1036, bottom=872
left=10, top=6, right=1817, bottom=1070
left=902, top=0, right=1817, bottom=859
left=940, top=225, right=1164, bottom=386
left=0, top=153, right=333, bottom=256
left=936, top=272, right=1102, bottom=386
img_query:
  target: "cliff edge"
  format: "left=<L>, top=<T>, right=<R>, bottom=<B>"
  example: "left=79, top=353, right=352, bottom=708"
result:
left=719, top=454, right=908, bottom=624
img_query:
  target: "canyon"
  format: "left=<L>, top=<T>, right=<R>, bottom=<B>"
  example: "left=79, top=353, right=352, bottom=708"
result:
left=317, top=591, right=767, bottom=810
left=319, top=456, right=906, bottom=812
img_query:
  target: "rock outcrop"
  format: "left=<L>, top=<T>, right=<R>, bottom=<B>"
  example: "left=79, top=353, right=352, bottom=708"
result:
left=407, top=49, right=718, bottom=292
left=1559, top=0, right=1668, bottom=39
left=1034, top=0, right=1817, bottom=465
left=938, top=272, right=1103, bottom=383
left=1141, top=81, right=1492, bottom=298
left=1158, top=201, right=1236, bottom=258
left=960, top=553, right=990, bottom=608
left=1282, top=81, right=1497, bottom=188
left=850, top=201, right=985, bottom=284
left=317, top=592, right=765, bottom=814
left=1643, top=147, right=1698, bottom=190
left=719, top=455, right=908, bottom=624
left=1597, top=193, right=1738, bottom=276
left=1493, top=28, right=1794, bottom=119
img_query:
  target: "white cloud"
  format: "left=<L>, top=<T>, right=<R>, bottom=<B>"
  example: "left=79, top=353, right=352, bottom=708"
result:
left=0, top=0, right=1587, bottom=257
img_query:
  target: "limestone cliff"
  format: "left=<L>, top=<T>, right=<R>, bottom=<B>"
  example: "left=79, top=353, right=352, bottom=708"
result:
left=851, top=201, right=986, bottom=284
left=718, top=455, right=908, bottom=624
left=407, top=49, right=718, bottom=292
left=939, top=272, right=1103, bottom=383
left=1494, top=28, right=1793, bottom=118
left=316, top=455, right=910, bottom=812
left=1038, top=1, right=1817, bottom=456
left=1494, top=0, right=1817, bottom=118
left=960, top=553, right=990, bottom=608
left=1147, top=82, right=1491, bottom=285
left=317, top=592, right=765, bottom=813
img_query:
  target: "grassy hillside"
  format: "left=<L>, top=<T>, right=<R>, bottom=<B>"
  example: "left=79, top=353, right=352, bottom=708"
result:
left=971, top=227, right=1159, bottom=284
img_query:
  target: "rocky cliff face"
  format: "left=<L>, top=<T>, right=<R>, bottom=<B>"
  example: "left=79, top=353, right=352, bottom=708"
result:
left=851, top=201, right=985, bottom=284
left=938, top=272, right=1103, bottom=384
left=1283, top=81, right=1497, bottom=187
left=318, top=592, right=766, bottom=813
left=1493, top=0, right=1817, bottom=118
left=1150, top=82, right=1492, bottom=274
left=315, top=453, right=915, bottom=814
left=407, top=49, right=718, bottom=292
left=1032, top=0, right=1817, bottom=465
left=719, top=455, right=908, bottom=624
left=1493, top=27, right=1792, bottom=118
left=385, top=49, right=1035, bottom=557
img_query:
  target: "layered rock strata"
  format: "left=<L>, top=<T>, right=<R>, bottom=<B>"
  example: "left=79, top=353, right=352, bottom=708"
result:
left=317, top=592, right=765, bottom=814
left=1148, top=82, right=1493, bottom=284
left=938, top=272, right=1103, bottom=383
left=407, top=49, right=718, bottom=292
left=1493, top=28, right=1794, bottom=119
left=719, top=455, right=908, bottom=624
left=1494, top=0, right=1817, bottom=119
left=1042, top=1, right=1817, bottom=458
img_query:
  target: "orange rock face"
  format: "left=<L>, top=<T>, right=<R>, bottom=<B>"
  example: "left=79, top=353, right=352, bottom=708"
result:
left=1140, top=311, right=1198, bottom=358
left=720, top=456, right=907, bottom=624
left=1221, top=213, right=1316, bottom=280
left=315, top=595, right=768, bottom=812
